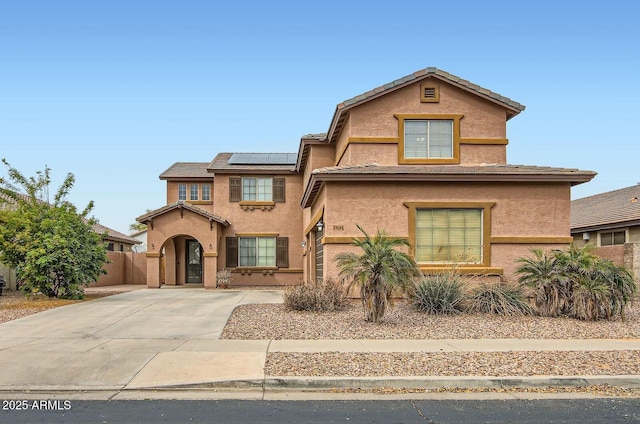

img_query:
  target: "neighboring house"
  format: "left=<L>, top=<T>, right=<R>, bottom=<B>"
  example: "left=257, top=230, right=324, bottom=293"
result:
left=137, top=67, right=596, bottom=289
left=93, top=222, right=142, bottom=252
left=130, top=229, right=147, bottom=252
left=571, top=184, right=640, bottom=248
left=571, top=184, right=640, bottom=281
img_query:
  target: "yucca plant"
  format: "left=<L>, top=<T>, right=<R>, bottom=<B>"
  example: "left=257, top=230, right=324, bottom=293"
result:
left=412, top=272, right=466, bottom=315
left=466, top=282, right=534, bottom=316
left=335, top=225, right=419, bottom=322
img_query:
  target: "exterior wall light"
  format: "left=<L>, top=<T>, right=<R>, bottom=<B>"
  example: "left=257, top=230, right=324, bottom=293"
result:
left=316, top=221, right=324, bottom=231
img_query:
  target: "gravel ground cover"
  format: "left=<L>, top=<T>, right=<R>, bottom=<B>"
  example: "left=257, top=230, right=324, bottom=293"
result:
left=223, top=300, right=640, bottom=382
left=221, top=301, right=640, bottom=340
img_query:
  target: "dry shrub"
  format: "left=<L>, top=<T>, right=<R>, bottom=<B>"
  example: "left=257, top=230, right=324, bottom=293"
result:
left=411, top=272, right=465, bottom=315
left=466, top=282, right=534, bottom=316
left=284, top=278, right=348, bottom=312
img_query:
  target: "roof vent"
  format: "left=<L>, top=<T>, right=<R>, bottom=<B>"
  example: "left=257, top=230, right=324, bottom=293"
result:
left=420, top=83, right=439, bottom=103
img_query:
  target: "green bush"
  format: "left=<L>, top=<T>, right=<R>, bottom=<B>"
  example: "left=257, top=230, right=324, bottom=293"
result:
left=412, top=272, right=465, bottom=315
left=466, top=282, right=534, bottom=316
left=516, top=245, right=637, bottom=320
left=284, top=278, right=348, bottom=312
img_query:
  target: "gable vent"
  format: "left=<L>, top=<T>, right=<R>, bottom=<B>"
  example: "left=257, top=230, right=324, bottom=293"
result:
left=420, top=83, right=439, bottom=103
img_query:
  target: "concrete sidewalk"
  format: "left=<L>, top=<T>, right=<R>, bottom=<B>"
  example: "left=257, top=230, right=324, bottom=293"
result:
left=0, top=288, right=638, bottom=397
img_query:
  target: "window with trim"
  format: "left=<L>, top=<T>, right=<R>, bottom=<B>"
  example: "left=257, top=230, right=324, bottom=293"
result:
left=190, top=184, right=199, bottom=201
left=226, top=236, right=288, bottom=268
left=202, top=184, right=211, bottom=201
left=599, top=230, right=626, bottom=246
left=396, top=114, right=461, bottom=164
left=416, top=209, right=483, bottom=263
left=405, top=120, right=453, bottom=159
left=178, top=184, right=187, bottom=201
left=229, top=177, right=286, bottom=202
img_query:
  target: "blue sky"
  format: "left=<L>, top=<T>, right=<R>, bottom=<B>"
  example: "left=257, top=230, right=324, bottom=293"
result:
left=1, top=0, right=638, bottom=233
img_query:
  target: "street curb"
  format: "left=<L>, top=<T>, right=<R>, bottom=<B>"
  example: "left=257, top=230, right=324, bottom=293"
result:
left=262, top=375, right=640, bottom=390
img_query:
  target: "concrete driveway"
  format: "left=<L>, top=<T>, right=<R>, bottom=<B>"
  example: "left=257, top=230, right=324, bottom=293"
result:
left=0, top=289, right=283, bottom=391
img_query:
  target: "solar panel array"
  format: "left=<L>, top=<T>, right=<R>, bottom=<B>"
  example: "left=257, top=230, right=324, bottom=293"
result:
left=228, top=153, right=297, bottom=165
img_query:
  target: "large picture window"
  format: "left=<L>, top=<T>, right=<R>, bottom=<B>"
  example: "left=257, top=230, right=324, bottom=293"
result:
left=416, top=209, right=483, bottom=263
left=404, top=120, right=453, bottom=159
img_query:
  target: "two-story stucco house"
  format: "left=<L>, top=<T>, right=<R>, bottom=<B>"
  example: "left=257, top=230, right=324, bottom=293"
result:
left=137, top=67, right=596, bottom=289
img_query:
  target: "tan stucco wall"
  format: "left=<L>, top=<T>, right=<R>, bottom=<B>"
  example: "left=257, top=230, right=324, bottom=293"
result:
left=213, top=173, right=304, bottom=285
left=303, top=144, right=335, bottom=193
left=314, top=181, right=571, bottom=282
left=347, top=80, right=507, bottom=140
left=166, top=180, right=215, bottom=212
left=93, top=252, right=146, bottom=286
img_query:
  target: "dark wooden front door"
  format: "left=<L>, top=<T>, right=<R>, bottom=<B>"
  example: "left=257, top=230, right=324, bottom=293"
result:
left=186, top=240, right=203, bottom=284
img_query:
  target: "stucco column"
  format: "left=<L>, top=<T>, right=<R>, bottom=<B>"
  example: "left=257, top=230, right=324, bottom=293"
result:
left=146, top=254, right=161, bottom=289
left=203, top=254, right=218, bottom=289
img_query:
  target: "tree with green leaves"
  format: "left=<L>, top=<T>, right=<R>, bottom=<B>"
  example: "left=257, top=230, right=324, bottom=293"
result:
left=335, top=225, right=419, bottom=322
left=0, top=160, right=108, bottom=299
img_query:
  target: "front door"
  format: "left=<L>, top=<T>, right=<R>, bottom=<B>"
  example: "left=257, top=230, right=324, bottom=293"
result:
left=186, top=240, right=203, bottom=284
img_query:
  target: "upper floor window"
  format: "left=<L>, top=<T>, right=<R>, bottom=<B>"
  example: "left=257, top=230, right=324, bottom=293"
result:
left=202, top=184, right=211, bottom=201
left=178, top=183, right=211, bottom=203
left=190, top=184, right=199, bottom=201
left=405, top=120, right=453, bottom=159
left=396, top=114, right=462, bottom=164
left=229, top=177, right=286, bottom=203
left=599, top=230, right=626, bottom=246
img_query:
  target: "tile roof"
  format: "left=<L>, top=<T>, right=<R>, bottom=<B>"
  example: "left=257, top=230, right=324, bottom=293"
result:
left=571, top=184, right=640, bottom=231
left=136, top=201, right=230, bottom=227
left=159, top=162, right=212, bottom=180
left=92, top=222, right=141, bottom=245
left=337, top=67, right=526, bottom=114
left=208, top=153, right=297, bottom=173
left=302, top=163, right=596, bottom=208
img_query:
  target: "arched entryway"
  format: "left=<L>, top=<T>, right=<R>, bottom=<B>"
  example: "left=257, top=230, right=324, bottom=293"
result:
left=137, top=201, right=231, bottom=289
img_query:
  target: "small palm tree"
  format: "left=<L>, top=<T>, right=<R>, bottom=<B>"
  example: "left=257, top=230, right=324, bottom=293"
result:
left=335, top=225, right=419, bottom=322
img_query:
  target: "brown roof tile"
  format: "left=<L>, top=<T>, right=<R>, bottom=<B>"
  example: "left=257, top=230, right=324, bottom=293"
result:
left=302, top=164, right=596, bottom=208
left=571, top=184, right=640, bottom=231
left=136, top=201, right=230, bottom=227
left=159, top=162, right=212, bottom=180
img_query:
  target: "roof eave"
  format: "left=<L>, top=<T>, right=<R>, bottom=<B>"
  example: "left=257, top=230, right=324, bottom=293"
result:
left=302, top=171, right=596, bottom=208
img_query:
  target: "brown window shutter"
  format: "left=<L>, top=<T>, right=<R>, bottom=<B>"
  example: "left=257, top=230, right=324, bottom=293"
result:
left=226, top=237, right=238, bottom=268
left=229, top=177, right=241, bottom=202
left=276, top=237, right=288, bottom=268
left=273, top=178, right=285, bottom=203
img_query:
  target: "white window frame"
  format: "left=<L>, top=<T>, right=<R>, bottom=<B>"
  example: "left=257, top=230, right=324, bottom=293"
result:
left=242, top=177, right=272, bottom=201
left=178, top=183, right=187, bottom=201
left=404, top=119, right=453, bottom=159
left=202, top=184, right=211, bottom=201
left=190, top=184, right=199, bottom=201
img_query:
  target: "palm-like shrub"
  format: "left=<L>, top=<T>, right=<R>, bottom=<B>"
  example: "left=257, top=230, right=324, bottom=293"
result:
left=466, top=282, right=534, bottom=316
left=336, top=225, right=419, bottom=322
left=516, top=245, right=636, bottom=320
left=412, top=272, right=466, bottom=315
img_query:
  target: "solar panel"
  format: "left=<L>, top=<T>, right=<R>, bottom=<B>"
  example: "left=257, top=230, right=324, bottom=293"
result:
left=228, top=153, right=297, bottom=165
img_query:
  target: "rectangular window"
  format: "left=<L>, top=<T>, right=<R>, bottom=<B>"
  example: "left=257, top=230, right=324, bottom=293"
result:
left=405, top=120, right=453, bottom=159
left=202, top=184, right=211, bottom=201
left=238, top=237, right=276, bottom=267
left=242, top=178, right=272, bottom=201
left=416, top=209, right=482, bottom=263
left=178, top=184, right=187, bottom=201
left=600, top=230, right=626, bottom=246
left=190, top=184, right=199, bottom=201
